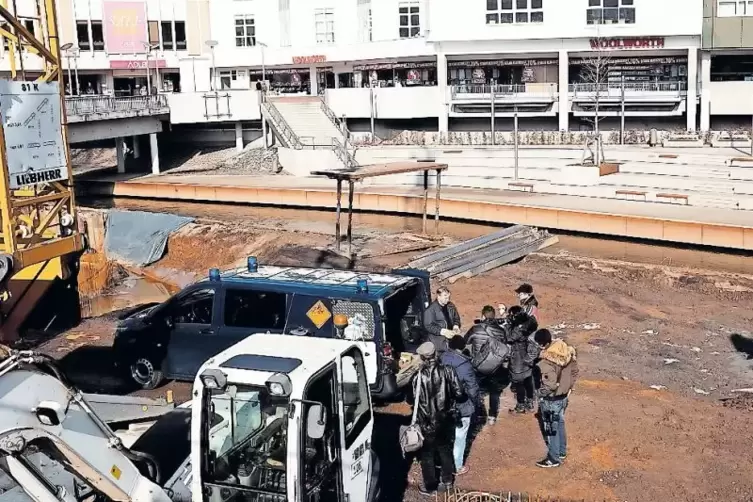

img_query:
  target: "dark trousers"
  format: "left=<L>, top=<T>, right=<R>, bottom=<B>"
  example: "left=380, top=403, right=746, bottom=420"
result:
left=419, top=422, right=455, bottom=490
left=513, top=375, right=535, bottom=404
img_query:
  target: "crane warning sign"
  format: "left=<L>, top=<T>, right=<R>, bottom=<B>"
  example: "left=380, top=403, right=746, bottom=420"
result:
left=0, top=81, right=67, bottom=189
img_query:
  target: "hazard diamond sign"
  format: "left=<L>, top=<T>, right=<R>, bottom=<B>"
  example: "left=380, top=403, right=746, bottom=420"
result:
left=307, top=300, right=332, bottom=329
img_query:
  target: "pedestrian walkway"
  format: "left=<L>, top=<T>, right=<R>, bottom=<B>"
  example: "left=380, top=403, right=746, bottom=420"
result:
left=80, top=172, right=753, bottom=251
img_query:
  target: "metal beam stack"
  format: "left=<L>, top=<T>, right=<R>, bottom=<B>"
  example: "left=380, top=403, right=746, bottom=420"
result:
left=408, top=225, right=558, bottom=284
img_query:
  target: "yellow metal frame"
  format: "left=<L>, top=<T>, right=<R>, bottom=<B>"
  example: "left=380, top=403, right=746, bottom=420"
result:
left=0, top=0, right=82, bottom=275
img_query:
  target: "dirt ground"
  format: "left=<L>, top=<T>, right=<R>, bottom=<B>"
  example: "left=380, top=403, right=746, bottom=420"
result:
left=38, top=215, right=753, bottom=502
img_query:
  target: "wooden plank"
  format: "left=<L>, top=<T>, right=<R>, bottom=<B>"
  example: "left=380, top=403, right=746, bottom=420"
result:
left=311, top=161, right=449, bottom=181
left=616, top=190, right=647, bottom=196
left=656, top=193, right=689, bottom=200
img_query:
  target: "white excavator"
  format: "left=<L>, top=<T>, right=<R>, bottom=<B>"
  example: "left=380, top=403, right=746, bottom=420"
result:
left=0, top=334, right=380, bottom=502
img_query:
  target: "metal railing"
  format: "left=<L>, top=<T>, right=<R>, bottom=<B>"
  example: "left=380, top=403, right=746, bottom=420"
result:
left=260, top=93, right=303, bottom=149
left=332, top=137, right=359, bottom=170
left=65, top=94, right=169, bottom=117
left=451, top=83, right=558, bottom=99
left=319, top=96, right=346, bottom=135
left=569, top=81, right=688, bottom=96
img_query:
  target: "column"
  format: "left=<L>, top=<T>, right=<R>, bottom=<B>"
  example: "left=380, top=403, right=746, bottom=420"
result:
left=334, top=73, right=340, bottom=89
left=235, top=122, right=244, bottom=151
left=132, top=135, right=141, bottom=159
left=558, top=50, right=570, bottom=132
left=262, top=118, right=269, bottom=148
left=686, top=47, right=698, bottom=132
left=115, top=138, right=125, bottom=174
left=310, top=66, right=318, bottom=95
left=700, top=51, right=711, bottom=132
left=437, top=52, right=449, bottom=135
left=149, top=133, right=160, bottom=175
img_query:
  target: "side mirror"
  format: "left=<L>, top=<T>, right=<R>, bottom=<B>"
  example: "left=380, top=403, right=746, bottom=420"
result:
left=306, top=403, right=326, bottom=440
left=34, top=401, right=64, bottom=426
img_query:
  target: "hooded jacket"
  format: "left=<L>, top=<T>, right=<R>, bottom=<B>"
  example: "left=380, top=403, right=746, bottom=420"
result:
left=537, top=339, right=579, bottom=398
left=408, top=359, right=464, bottom=434
left=440, top=350, right=480, bottom=418
left=507, top=319, right=540, bottom=381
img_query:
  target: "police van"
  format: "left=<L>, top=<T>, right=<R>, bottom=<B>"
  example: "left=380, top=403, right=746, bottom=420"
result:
left=112, top=258, right=430, bottom=400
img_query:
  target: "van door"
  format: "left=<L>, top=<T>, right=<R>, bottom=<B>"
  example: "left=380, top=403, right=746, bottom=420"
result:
left=215, top=287, right=287, bottom=347
left=337, top=347, right=374, bottom=502
left=331, top=300, right=379, bottom=387
left=391, top=269, right=431, bottom=309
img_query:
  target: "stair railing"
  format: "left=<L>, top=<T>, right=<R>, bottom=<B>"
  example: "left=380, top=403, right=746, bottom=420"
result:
left=260, top=93, right=303, bottom=150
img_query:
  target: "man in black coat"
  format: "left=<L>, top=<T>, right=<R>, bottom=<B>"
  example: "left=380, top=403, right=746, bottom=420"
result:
left=408, top=341, right=465, bottom=495
left=464, top=305, right=508, bottom=424
left=423, top=286, right=461, bottom=355
left=506, top=306, right=540, bottom=414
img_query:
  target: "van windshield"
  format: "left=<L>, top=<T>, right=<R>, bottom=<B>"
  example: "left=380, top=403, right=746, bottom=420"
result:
left=203, top=385, right=289, bottom=501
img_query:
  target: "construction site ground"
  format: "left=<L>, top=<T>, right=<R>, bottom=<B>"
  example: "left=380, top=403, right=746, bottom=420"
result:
left=36, top=200, right=753, bottom=502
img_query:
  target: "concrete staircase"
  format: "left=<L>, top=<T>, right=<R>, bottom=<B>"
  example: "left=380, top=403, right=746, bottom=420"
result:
left=341, top=146, right=753, bottom=211
left=268, top=96, right=343, bottom=148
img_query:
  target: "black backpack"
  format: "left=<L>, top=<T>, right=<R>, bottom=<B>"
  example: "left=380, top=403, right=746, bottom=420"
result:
left=471, top=336, right=510, bottom=376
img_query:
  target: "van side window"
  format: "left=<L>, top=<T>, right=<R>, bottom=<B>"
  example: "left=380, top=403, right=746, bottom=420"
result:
left=173, top=289, right=215, bottom=325
left=340, top=347, right=371, bottom=448
left=224, top=289, right=287, bottom=330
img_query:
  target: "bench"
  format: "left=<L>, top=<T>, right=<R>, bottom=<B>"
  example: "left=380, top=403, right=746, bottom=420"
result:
left=656, top=193, right=689, bottom=205
left=658, top=154, right=678, bottom=159
left=615, top=189, right=647, bottom=201
left=728, top=157, right=753, bottom=168
left=508, top=182, right=534, bottom=192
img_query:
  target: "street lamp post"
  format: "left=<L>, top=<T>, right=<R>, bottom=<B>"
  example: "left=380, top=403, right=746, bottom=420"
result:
left=205, top=40, right=218, bottom=92
left=258, top=41, right=267, bottom=84
left=61, top=43, right=73, bottom=96
left=143, top=42, right=160, bottom=94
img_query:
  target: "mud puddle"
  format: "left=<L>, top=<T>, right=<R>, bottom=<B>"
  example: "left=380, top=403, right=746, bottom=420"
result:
left=82, top=273, right=174, bottom=319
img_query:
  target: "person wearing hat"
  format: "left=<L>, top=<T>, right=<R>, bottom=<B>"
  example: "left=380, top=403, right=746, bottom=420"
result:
left=515, top=283, right=539, bottom=321
left=408, top=341, right=464, bottom=495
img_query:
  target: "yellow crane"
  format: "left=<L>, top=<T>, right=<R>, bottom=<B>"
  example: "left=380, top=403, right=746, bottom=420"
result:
left=0, top=0, right=84, bottom=341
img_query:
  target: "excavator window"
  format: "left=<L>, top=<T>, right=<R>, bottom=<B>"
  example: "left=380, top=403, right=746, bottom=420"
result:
left=202, top=385, right=289, bottom=502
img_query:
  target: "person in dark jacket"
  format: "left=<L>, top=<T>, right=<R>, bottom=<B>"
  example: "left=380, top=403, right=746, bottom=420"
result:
left=506, top=306, right=540, bottom=414
left=409, top=341, right=464, bottom=495
left=441, top=336, right=480, bottom=475
left=515, top=283, right=540, bottom=321
left=423, top=286, right=462, bottom=355
left=465, top=305, right=508, bottom=425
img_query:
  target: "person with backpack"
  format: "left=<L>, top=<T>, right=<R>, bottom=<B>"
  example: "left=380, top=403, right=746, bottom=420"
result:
left=407, top=341, right=465, bottom=495
left=533, top=329, right=579, bottom=468
left=440, top=336, right=480, bottom=475
left=464, top=305, right=510, bottom=425
left=506, top=306, right=540, bottom=414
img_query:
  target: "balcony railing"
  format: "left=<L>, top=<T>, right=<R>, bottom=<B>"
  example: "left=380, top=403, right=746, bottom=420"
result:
left=451, top=83, right=558, bottom=100
left=65, top=94, right=169, bottom=121
left=569, top=81, right=688, bottom=96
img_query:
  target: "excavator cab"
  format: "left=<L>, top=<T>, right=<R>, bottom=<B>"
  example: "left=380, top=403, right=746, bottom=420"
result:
left=192, top=334, right=379, bottom=502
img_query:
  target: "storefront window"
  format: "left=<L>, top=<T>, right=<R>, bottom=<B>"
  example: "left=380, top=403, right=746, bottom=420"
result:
left=448, top=58, right=558, bottom=88
left=352, top=61, right=437, bottom=87
left=569, top=56, right=687, bottom=90
left=711, top=55, right=753, bottom=81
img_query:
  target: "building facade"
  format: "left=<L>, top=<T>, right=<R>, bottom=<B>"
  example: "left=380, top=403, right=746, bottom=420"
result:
left=701, top=0, right=753, bottom=130
left=6, top=0, right=748, bottom=134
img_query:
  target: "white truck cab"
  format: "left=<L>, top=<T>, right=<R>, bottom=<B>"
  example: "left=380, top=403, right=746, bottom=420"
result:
left=0, top=335, right=380, bottom=502
left=192, top=334, right=379, bottom=502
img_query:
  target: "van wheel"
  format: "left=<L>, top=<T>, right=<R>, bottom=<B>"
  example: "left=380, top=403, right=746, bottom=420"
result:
left=130, top=357, right=164, bottom=390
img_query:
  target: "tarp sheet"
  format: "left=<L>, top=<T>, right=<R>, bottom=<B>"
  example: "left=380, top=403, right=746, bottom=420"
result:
left=105, top=210, right=194, bottom=266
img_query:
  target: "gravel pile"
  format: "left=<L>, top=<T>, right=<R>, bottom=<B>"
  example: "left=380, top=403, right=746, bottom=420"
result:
left=167, top=146, right=284, bottom=176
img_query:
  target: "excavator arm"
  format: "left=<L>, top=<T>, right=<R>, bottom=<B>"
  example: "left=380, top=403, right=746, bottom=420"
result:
left=0, top=348, right=172, bottom=502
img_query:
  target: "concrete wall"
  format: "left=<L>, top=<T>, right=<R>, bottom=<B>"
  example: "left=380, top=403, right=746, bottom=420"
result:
left=167, top=90, right=261, bottom=123
left=326, top=87, right=442, bottom=120
left=277, top=148, right=340, bottom=176
left=708, top=81, right=753, bottom=114
left=702, top=0, right=753, bottom=49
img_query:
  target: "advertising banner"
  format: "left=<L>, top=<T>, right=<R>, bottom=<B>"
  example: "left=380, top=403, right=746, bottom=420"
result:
left=102, top=0, right=147, bottom=54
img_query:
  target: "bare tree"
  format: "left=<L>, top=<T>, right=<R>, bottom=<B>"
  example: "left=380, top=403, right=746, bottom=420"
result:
left=579, top=35, right=612, bottom=166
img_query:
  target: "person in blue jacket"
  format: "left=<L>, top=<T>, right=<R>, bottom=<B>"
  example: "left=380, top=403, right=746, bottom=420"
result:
left=440, top=335, right=480, bottom=476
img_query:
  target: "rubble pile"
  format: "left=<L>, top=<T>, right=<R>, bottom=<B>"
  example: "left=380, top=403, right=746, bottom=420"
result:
left=219, top=146, right=283, bottom=174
